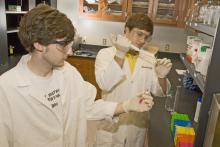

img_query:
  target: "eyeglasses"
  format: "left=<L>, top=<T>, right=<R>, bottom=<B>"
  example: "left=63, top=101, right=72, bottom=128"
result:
left=133, top=30, right=152, bottom=42
left=51, top=40, right=74, bottom=53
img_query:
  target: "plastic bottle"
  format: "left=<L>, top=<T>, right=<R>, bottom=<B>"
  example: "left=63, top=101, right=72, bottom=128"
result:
left=199, top=48, right=212, bottom=76
left=9, top=45, right=14, bottom=56
left=194, top=97, right=202, bottom=122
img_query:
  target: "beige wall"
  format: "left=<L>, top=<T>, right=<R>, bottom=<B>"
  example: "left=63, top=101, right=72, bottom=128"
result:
left=57, top=0, right=187, bottom=53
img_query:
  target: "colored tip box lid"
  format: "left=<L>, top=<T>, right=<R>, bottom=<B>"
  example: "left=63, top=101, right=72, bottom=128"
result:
left=172, top=120, right=192, bottom=137
left=171, top=112, right=190, bottom=130
left=177, top=142, right=194, bottom=147
left=176, top=134, right=195, bottom=145
left=174, top=126, right=195, bottom=146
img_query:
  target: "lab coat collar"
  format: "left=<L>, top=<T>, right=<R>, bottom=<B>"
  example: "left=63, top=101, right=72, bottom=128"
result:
left=15, top=54, right=32, bottom=87
left=14, top=54, right=63, bottom=124
left=15, top=54, right=66, bottom=86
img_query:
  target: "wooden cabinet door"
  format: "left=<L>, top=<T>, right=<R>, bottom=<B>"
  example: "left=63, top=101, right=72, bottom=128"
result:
left=79, top=0, right=128, bottom=21
left=79, top=0, right=102, bottom=19
left=101, top=0, right=128, bottom=22
left=127, top=0, right=154, bottom=18
left=152, top=0, right=177, bottom=25
left=175, top=0, right=191, bottom=27
left=152, top=0, right=194, bottom=27
left=66, top=56, right=102, bottom=100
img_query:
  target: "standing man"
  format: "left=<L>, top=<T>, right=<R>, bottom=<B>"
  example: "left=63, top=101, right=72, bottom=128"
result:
left=0, top=5, right=154, bottom=147
left=94, top=14, right=172, bottom=147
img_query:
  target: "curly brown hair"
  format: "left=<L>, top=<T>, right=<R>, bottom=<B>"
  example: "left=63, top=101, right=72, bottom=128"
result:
left=125, top=13, right=153, bottom=35
left=18, top=4, right=75, bottom=52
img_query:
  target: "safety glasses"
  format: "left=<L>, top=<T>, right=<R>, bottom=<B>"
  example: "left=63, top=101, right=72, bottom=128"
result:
left=133, top=29, right=152, bottom=42
left=51, top=40, right=74, bottom=53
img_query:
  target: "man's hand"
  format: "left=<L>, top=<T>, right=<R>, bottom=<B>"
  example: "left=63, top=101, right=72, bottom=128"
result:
left=110, top=34, right=131, bottom=59
left=122, top=92, right=154, bottom=113
left=139, top=50, right=157, bottom=64
left=155, top=58, right=172, bottom=78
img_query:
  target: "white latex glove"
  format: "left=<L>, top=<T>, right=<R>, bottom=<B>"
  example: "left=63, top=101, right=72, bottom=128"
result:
left=110, top=34, right=131, bottom=59
left=155, top=58, right=172, bottom=78
left=122, top=91, right=154, bottom=113
left=139, top=50, right=157, bottom=64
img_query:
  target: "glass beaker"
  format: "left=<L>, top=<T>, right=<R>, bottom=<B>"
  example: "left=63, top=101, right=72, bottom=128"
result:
left=165, top=86, right=181, bottom=112
left=165, top=93, right=174, bottom=112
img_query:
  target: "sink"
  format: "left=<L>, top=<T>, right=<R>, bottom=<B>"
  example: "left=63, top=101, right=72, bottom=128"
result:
left=74, top=50, right=97, bottom=57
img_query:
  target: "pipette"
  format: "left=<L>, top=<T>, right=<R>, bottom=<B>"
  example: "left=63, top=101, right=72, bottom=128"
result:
left=130, top=44, right=140, bottom=52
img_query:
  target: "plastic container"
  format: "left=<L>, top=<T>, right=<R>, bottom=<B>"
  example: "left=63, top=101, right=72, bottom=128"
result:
left=199, top=49, right=212, bottom=76
left=194, top=97, right=202, bottom=122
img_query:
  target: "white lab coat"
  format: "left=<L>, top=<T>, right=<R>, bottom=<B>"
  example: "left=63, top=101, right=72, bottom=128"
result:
left=94, top=47, right=170, bottom=147
left=0, top=54, right=118, bottom=147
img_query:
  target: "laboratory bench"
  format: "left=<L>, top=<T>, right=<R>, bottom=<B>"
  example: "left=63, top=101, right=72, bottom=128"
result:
left=148, top=52, right=199, bottom=147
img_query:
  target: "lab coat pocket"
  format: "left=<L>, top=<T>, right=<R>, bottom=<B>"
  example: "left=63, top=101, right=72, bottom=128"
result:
left=95, top=130, right=112, bottom=147
left=141, top=61, right=153, bottom=70
left=141, top=65, right=153, bottom=69
left=137, top=63, right=154, bottom=91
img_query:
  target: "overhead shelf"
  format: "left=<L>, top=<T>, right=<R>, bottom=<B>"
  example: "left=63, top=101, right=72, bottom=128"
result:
left=186, top=21, right=216, bottom=36
left=180, top=54, right=205, bottom=93
left=7, top=28, right=19, bottom=34
left=5, top=11, right=28, bottom=14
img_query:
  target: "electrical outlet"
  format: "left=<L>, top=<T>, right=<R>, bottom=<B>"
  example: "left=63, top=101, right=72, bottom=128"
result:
left=82, top=36, right=86, bottom=44
left=165, top=44, right=170, bottom=51
left=102, top=38, right=107, bottom=45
